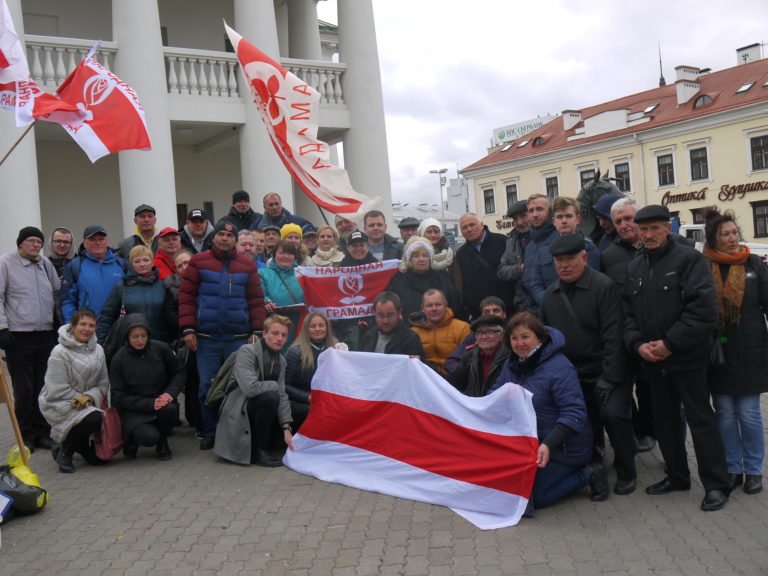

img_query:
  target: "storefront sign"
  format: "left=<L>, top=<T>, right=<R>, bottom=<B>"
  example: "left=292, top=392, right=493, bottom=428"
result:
left=495, top=216, right=513, bottom=231
left=661, top=188, right=707, bottom=206
left=719, top=180, right=768, bottom=201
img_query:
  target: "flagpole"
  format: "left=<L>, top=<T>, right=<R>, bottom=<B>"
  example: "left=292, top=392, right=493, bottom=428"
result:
left=0, top=122, right=34, bottom=168
left=317, top=206, right=331, bottom=227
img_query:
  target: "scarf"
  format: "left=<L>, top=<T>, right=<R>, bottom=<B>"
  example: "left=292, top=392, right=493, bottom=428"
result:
left=431, top=247, right=454, bottom=271
left=703, top=244, right=749, bottom=333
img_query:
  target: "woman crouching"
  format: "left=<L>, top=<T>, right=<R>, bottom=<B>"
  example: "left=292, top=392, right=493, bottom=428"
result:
left=215, top=315, right=294, bottom=467
left=40, top=308, right=108, bottom=473
left=110, top=313, right=184, bottom=461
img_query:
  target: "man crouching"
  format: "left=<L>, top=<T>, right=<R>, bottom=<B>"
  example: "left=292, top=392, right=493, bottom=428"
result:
left=214, top=315, right=294, bottom=467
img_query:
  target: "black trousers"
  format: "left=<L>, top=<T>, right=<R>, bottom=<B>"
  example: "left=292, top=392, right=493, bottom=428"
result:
left=582, top=378, right=637, bottom=481
left=64, top=411, right=103, bottom=460
left=290, top=400, right=310, bottom=432
left=6, top=330, right=57, bottom=440
left=631, top=361, right=656, bottom=439
left=646, top=365, right=728, bottom=491
left=129, top=404, right=178, bottom=447
left=245, top=390, right=281, bottom=453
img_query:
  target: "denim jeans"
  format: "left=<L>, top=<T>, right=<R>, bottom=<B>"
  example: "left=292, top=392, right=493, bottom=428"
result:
left=196, top=337, right=246, bottom=438
left=712, top=394, right=765, bottom=476
left=531, top=460, right=589, bottom=509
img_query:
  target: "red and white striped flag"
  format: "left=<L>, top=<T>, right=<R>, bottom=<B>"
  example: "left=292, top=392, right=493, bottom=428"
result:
left=297, top=260, right=399, bottom=320
left=56, top=50, right=151, bottom=162
left=0, top=79, right=85, bottom=127
left=0, top=0, right=28, bottom=84
left=224, top=23, right=381, bottom=218
left=284, top=350, right=539, bottom=529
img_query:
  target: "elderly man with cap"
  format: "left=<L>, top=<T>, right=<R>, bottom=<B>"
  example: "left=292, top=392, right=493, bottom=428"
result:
left=117, top=204, right=159, bottom=258
left=623, top=204, right=730, bottom=511
left=591, top=193, right=623, bottom=253
left=180, top=208, right=214, bottom=254
left=335, top=214, right=358, bottom=251
left=153, top=227, right=182, bottom=281
left=0, top=227, right=61, bottom=451
left=217, top=190, right=262, bottom=232
left=446, top=314, right=510, bottom=398
left=397, top=217, right=421, bottom=243
left=61, top=225, right=128, bottom=323
left=253, top=193, right=312, bottom=232
left=541, top=233, right=636, bottom=498
left=498, top=199, right=532, bottom=313
left=179, top=220, right=266, bottom=450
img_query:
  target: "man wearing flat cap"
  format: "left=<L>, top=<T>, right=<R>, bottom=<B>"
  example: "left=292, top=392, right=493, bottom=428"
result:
left=0, top=227, right=61, bottom=451
left=446, top=314, right=510, bottom=398
left=498, top=199, right=532, bottom=313
left=397, top=217, right=421, bottom=243
left=117, top=203, right=159, bottom=258
left=622, top=204, right=730, bottom=511
left=541, top=233, right=636, bottom=499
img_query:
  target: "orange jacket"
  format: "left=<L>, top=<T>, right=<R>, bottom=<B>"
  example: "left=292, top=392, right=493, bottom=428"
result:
left=410, top=308, right=471, bottom=374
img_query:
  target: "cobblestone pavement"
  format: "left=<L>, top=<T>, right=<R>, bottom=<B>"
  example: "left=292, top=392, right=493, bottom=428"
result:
left=1, top=398, right=766, bottom=576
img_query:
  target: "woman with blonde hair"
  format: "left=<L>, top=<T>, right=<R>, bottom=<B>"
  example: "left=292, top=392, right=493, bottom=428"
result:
left=285, top=312, right=339, bottom=429
left=418, top=218, right=454, bottom=271
left=309, top=225, right=345, bottom=266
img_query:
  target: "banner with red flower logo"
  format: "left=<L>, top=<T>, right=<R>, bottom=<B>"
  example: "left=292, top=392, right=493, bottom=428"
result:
left=296, top=260, right=399, bottom=320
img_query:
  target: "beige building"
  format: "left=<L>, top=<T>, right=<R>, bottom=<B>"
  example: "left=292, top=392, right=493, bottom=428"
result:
left=462, top=44, right=768, bottom=242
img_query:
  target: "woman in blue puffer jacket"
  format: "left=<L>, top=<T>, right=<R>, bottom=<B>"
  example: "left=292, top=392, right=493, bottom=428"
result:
left=491, top=312, right=606, bottom=512
left=259, top=240, right=305, bottom=350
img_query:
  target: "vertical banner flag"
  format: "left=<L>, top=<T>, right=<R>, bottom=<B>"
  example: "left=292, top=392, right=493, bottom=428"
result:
left=0, top=0, right=28, bottom=83
left=224, top=22, right=381, bottom=217
left=284, top=350, right=539, bottom=529
left=0, top=79, right=84, bottom=127
left=56, top=48, right=151, bottom=162
left=296, top=260, right=399, bottom=320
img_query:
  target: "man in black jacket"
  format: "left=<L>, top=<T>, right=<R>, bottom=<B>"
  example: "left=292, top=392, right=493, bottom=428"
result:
left=216, top=190, right=262, bottom=232
left=541, top=234, right=636, bottom=497
left=455, top=213, right=514, bottom=319
left=359, top=292, right=423, bottom=357
left=445, top=315, right=510, bottom=398
left=623, top=205, right=730, bottom=511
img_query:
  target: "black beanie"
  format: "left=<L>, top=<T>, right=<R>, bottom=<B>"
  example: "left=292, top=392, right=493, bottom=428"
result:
left=232, top=190, right=250, bottom=203
left=16, top=226, right=44, bottom=247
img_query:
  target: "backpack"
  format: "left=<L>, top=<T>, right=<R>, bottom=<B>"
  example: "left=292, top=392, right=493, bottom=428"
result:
left=204, top=349, right=240, bottom=409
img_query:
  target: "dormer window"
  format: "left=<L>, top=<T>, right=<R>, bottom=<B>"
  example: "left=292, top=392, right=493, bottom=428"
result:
left=693, top=95, right=712, bottom=108
left=532, top=137, right=545, bottom=147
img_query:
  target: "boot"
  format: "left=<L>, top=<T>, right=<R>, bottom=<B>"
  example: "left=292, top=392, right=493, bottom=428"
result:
left=155, top=438, right=172, bottom=461
left=57, top=441, right=75, bottom=473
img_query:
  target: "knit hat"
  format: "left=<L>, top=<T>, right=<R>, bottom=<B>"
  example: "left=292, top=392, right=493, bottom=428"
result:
left=213, top=221, right=236, bottom=236
left=418, top=218, right=442, bottom=238
left=232, top=190, right=250, bottom=203
left=400, top=236, right=434, bottom=272
left=16, top=226, right=44, bottom=247
left=280, top=223, right=303, bottom=240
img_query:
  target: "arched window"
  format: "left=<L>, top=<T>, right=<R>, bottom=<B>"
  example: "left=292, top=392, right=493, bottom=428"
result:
left=694, top=95, right=712, bottom=108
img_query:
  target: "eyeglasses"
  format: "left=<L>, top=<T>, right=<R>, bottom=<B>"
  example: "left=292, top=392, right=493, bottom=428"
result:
left=475, top=328, right=503, bottom=337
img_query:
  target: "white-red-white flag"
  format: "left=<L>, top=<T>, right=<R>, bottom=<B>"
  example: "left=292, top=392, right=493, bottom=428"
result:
left=296, top=260, right=399, bottom=320
left=224, top=23, right=381, bottom=218
left=56, top=53, right=151, bottom=162
left=0, top=79, right=85, bottom=127
left=284, top=350, right=539, bottom=529
left=0, top=0, right=28, bottom=84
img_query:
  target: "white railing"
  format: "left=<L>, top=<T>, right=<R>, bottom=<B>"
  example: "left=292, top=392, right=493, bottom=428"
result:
left=23, top=35, right=348, bottom=106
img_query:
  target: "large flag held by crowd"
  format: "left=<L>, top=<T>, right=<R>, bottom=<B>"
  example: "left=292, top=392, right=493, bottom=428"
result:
left=284, top=350, right=540, bottom=529
left=296, top=260, right=400, bottom=321
left=56, top=47, right=151, bottom=162
left=224, top=22, right=381, bottom=218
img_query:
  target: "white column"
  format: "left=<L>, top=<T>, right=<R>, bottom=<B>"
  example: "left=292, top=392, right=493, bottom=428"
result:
left=234, top=0, right=293, bottom=212
left=287, top=0, right=322, bottom=60
left=337, top=0, right=393, bottom=222
left=112, top=0, right=177, bottom=235
left=0, top=0, right=41, bottom=251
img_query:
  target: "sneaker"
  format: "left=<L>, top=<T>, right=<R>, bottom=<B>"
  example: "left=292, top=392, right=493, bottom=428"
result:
left=744, top=474, right=763, bottom=494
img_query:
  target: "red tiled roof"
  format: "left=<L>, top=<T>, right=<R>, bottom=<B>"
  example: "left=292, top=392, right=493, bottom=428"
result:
left=462, top=58, right=768, bottom=173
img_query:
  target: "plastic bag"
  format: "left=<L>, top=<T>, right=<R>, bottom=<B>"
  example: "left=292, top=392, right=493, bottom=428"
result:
left=0, top=465, right=47, bottom=514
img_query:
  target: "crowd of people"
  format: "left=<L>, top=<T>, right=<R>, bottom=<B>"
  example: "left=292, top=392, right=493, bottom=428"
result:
left=0, top=186, right=764, bottom=517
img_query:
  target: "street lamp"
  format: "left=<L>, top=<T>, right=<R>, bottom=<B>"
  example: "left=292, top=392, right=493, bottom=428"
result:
left=429, top=168, right=448, bottom=228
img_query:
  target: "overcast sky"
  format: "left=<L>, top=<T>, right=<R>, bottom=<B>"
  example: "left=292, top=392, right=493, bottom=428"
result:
left=317, top=1, right=768, bottom=208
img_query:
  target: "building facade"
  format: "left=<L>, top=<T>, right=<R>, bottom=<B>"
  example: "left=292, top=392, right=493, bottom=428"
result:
left=462, top=45, right=768, bottom=242
left=0, top=0, right=392, bottom=250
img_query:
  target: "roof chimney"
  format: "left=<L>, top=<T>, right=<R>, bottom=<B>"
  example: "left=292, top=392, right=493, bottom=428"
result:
left=675, top=65, right=699, bottom=82
left=736, top=43, right=761, bottom=65
left=562, top=110, right=581, bottom=131
left=675, top=79, right=700, bottom=105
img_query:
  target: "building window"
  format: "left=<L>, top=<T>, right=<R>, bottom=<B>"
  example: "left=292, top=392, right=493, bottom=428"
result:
left=690, top=147, right=709, bottom=181
left=579, top=169, right=595, bottom=190
left=532, top=136, right=545, bottom=147
left=483, top=189, right=496, bottom=214
left=505, top=184, right=518, bottom=210
left=693, top=95, right=712, bottom=108
left=690, top=208, right=706, bottom=225
left=545, top=176, right=559, bottom=199
left=753, top=201, right=768, bottom=238
left=657, top=154, right=675, bottom=186
left=615, top=162, right=631, bottom=192
left=751, top=136, right=768, bottom=171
